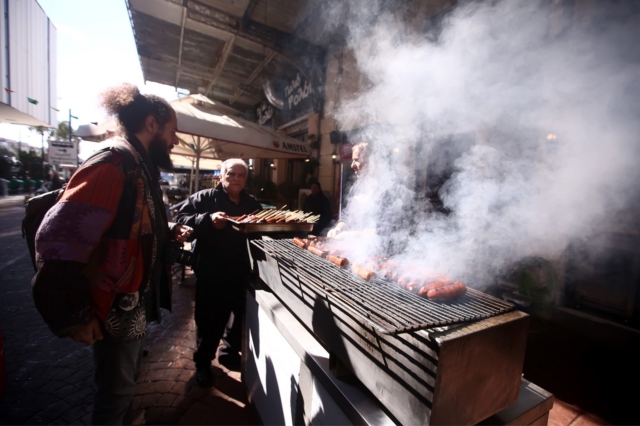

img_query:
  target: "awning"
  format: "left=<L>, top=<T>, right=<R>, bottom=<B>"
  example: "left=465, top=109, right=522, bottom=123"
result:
left=73, top=120, right=117, bottom=142
left=0, top=103, right=54, bottom=127
left=170, top=153, right=221, bottom=172
left=171, top=95, right=311, bottom=160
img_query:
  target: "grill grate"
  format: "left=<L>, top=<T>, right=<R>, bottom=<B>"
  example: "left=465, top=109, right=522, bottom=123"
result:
left=252, top=239, right=515, bottom=335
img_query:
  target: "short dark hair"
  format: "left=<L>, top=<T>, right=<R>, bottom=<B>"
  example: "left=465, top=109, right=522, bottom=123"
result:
left=309, top=180, right=321, bottom=190
left=100, top=83, right=174, bottom=136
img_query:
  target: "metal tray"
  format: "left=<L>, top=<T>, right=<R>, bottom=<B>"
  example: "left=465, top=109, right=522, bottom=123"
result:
left=228, top=219, right=313, bottom=234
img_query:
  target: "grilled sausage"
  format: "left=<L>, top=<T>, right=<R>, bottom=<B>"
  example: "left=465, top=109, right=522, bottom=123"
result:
left=418, top=281, right=446, bottom=296
left=308, top=246, right=328, bottom=257
left=406, top=281, right=419, bottom=292
left=351, top=264, right=376, bottom=281
left=292, top=237, right=308, bottom=249
left=327, top=255, right=349, bottom=268
left=417, top=276, right=453, bottom=296
left=427, top=281, right=467, bottom=301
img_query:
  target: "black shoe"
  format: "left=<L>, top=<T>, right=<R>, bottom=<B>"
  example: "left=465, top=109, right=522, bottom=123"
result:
left=217, top=354, right=242, bottom=372
left=195, top=366, right=215, bottom=388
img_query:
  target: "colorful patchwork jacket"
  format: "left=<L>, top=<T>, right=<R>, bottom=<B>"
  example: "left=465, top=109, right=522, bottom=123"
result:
left=32, top=137, right=173, bottom=341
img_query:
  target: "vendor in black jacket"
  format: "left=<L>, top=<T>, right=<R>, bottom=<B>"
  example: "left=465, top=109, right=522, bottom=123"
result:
left=174, top=158, right=261, bottom=387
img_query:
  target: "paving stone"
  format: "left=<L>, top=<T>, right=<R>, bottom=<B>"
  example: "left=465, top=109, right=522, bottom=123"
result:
left=157, top=393, right=179, bottom=408
left=136, top=382, right=157, bottom=396
left=140, top=392, right=163, bottom=409
left=159, top=407, right=185, bottom=425
left=177, top=401, right=218, bottom=425
left=170, top=395, right=197, bottom=410
left=59, top=404, right=94, bottom=424
left=549, top=400, right=582, bottom=426
left=37, top=380, right=70, bottom=394
left=130, top=408, right=146, bottom=425
left=146, top=407, right=166, bottom=425
left=23, top=415, right=49, bottom=425
left=148, top=361, right=173, bottom=370
left=0, top=407, right=41, bottom=424
left=34, top=399, right=71, bottom=422
left=14, top=391, right=59, bottom=408
left=64, top=387, right=93, bottom=406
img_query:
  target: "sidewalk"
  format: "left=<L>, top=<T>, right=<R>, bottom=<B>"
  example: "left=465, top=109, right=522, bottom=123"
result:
left=129, top=270, right=260, bottom=425
left=0, top=195, right=26, bottom=209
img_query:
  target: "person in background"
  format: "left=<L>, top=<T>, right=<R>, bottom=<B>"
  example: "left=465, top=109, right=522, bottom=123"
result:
left=174, top=158, right=261, bottom=388
left=31, top=83, right=193, bottom=425
left=327, top=142, right=369, bottom=239
left=49, top=169, right=63, bottom=191
left=302, top=180, right=332, bottom=235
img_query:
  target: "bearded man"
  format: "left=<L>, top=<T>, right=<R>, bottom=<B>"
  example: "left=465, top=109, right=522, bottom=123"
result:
left=174, top=159, right=261, bottom=387
left=32, top=83, right=192, bottom=425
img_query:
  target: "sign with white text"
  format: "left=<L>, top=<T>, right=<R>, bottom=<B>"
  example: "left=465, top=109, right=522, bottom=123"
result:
left=48, top=140, right=78, bottom=166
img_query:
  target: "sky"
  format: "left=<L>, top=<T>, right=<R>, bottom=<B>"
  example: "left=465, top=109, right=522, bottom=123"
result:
left=0, top=0, right=186, bottom=149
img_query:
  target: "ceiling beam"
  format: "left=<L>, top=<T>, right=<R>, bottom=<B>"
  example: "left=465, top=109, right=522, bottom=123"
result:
left=205, top=34, right=235, bottom=96
left=241, top=0, right=259, bottom=29
left=175, top=5, right=188, bottom=88
left=229, top=49, right=277, bottom=105
left=237, top=83, right=263, bottom=99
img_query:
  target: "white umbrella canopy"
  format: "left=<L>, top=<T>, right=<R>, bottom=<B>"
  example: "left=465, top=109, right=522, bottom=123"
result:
left=74, top=94, right=311, bottom=192
left=73, top=118, right=118, bottom=142
left=170, top=94, right=311, bottom=192
left=171, top=95, right=311, bottom=160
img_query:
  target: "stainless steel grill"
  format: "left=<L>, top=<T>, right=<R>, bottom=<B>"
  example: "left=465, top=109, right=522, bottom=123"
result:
left=251, top=239, right=514, bottom=335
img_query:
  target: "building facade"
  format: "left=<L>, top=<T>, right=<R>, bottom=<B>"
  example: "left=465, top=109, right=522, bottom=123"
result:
left=0, top=0, right=57, bottom=127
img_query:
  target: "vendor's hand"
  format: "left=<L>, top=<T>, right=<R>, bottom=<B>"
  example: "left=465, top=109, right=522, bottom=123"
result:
left=211, top=212, right=228, bottom=230
left=71, top=317, right=103, bottom=346
left=327, top=222, right=346, bottom=239
left=174, top=225, right=193, bottom=242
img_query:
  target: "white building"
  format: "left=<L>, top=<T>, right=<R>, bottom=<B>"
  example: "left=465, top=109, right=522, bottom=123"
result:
left=0, top=0, right=57, bottom=127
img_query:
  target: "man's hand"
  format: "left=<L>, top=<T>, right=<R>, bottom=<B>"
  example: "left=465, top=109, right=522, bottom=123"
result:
left=174, top=225, right=193, bottom=242
left=327, top=222, right=346, bottom=238
left=70, top=317, right=103, bottom=346
left=211, top=212, right=229, bottom=230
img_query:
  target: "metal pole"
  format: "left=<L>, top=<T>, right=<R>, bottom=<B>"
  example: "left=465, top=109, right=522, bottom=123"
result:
left=41, top=131, right=45, bottom=180
left=69, top=109, right=79, bottom=167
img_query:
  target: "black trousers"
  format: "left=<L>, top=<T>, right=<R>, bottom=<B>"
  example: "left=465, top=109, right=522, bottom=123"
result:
left=193, top=272, right=247, bottom=368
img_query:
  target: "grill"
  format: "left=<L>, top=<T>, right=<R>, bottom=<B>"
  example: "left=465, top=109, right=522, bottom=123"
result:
left=249, top=236, right=531, bottom=425
left=251, top=238, right=514, bottom=335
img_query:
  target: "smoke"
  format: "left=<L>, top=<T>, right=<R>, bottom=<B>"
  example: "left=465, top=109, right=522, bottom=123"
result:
left=331, top=0, right=640, bottom=285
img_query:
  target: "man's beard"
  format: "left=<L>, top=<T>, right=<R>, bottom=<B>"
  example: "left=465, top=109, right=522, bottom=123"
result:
left=148, top=133, right=173, bottom=171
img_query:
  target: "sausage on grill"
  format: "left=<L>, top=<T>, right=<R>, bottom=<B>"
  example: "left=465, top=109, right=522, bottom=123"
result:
left=292, top=237, right=308, bottom=249
left=427, top=281, right=467, bottom=301
left=327, top=255, right=349, bottom=268
left=308, top=246, right=328, bottom=258
left=417, top=276, right=453, bottom=296
left=351, top=264, right=376, bottom=281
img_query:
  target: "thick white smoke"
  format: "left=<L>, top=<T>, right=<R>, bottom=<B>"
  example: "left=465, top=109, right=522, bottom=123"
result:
left=333, top=0, right=640, bottom=286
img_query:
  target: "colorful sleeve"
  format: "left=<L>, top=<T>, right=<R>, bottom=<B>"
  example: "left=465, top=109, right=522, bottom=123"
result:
left=32, top=161, right=124, bottom=337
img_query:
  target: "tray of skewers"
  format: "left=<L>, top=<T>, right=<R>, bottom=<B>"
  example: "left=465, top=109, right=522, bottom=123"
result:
left=227, top=208, right=319, bottom=234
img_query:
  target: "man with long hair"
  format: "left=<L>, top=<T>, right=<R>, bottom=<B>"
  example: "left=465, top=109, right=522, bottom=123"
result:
left=32, top=83, right=192, bottom=424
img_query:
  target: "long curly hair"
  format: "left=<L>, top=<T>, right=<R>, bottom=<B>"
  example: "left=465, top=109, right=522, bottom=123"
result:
left=100, top=83, right=173, bottom=136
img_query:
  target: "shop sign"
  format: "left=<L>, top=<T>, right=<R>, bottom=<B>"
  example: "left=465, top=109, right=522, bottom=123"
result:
left=283, top=73, right=314, bottom=119
left=48, top=140, right=78, bottom=166
left=256, top=101, right=274, bottom=126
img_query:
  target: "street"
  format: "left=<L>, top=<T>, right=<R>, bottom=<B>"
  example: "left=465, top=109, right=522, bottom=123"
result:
left=0, top=205, right=94, bottom=424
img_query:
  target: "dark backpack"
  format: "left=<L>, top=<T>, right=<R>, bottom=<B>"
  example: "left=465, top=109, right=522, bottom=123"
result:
left=22, top=187, right=66, bottom=271
left=21, top=145, right=137, bottom=271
